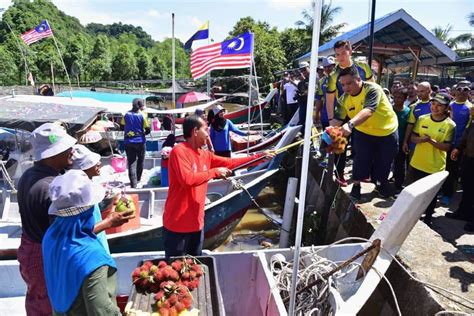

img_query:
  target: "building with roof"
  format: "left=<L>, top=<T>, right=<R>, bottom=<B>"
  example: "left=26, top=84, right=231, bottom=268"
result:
left=296, top=9, right=459, bottom=80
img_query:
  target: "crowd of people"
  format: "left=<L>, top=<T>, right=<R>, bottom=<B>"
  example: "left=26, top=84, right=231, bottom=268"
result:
left=273, top=40, right=473, bottom=230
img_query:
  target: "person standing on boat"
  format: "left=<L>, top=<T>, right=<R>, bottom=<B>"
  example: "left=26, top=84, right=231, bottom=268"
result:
left=17, top=123, right=77, bottom=316
left=209, top=105, right=256, bottom=157
left=163, top=115, right=271, bottom=258
left=121, top=98, right=150, bottom=188
left=406, top=93, right=455, bottom=226
left=43, top=170, right=125, bottom=316
left=334, top=66, right=398, bottom=200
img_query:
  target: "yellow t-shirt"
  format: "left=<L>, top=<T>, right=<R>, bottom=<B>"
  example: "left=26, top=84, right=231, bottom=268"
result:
left=410, top=114, right=456, bottom=174
left=335, top=82, right=398, bottom=137
left=327, top=60, right=373, bottom=98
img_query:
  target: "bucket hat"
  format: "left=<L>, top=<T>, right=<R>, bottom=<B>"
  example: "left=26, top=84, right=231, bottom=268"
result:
left=48, top=169, right=105, bottom=216
left=212, top=104, right=225, bottom=115
left=71, top=144, right=101, bottom=171
left=31, top=123, right=77, bottom=161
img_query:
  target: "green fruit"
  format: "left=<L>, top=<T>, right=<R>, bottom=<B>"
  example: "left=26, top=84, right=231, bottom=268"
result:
left=116, top=195, right=136, bottom=215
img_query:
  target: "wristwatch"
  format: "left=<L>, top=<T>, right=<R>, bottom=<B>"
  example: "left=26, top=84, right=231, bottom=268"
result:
left=347, top=121, right=355, bottom=131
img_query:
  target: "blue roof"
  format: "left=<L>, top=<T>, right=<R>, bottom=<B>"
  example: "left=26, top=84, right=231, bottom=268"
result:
left=296, top=9, right=457, bottom=67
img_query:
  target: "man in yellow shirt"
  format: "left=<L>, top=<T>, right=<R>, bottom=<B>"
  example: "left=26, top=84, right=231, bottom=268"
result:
left=334, top=66, right=398, bottom=199
left=326, top=40, right=374, bottom=126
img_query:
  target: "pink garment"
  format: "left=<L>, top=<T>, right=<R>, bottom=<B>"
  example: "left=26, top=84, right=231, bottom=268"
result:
left=17, top=235, right=52, bottom=316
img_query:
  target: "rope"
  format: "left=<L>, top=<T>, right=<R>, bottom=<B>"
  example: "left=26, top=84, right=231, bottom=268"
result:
left=0, top=161, right=16, bottom=192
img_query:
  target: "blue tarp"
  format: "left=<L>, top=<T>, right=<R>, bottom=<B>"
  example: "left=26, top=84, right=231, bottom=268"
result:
left=57, top=91, right=153, bottom=103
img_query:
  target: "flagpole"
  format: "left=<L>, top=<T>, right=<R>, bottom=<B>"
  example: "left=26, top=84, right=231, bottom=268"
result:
left=46, top=20, right=73, bottom=98
left=288, top=0, right=322, bottom=315
left=206, top=21, right=211, bottom=96
left=50, top=60, right=56, bottom=94
left=251, top=42, right=263, bottom=135
left=172, top=13, right=176, bottom=109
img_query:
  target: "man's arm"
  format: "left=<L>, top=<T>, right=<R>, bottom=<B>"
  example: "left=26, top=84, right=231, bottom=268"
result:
left=402, top=123, right=414, bottom=154
left=210, top=151, right=264, bottom=170
left=169, top=146, right=221, bottom=187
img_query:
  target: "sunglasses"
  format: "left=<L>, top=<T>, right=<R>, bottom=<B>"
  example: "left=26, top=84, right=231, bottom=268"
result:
left=456, top=87, right=471, bottom=92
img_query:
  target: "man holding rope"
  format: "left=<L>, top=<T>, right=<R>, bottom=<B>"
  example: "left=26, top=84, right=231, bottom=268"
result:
left=162, top=115, right=273, bottom=258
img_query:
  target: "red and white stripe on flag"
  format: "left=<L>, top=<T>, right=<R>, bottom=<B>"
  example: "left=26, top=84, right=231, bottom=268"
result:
left=20, top=24, right=53, bottom=46
left=190, top=42, right=252, bottom=79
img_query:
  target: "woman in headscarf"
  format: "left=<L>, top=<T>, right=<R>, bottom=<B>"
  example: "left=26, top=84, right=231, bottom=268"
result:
left=209, top=105, right=255, bottom=157
left=42, top=170, right=132, bottom=315
left=160, top=134, right=176, bottom=187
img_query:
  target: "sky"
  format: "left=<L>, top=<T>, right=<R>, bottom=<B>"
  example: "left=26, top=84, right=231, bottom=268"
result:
left=0, top=0, right=472, bottom=47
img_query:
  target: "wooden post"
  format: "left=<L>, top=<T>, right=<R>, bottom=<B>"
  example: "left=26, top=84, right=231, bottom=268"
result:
left=412, top=49, right=421, bottom=81
left=376, top=57, right=384, bottom=85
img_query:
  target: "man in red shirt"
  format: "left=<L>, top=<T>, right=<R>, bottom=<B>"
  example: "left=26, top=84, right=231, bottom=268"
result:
left=163, top=115, right=269, bottom=257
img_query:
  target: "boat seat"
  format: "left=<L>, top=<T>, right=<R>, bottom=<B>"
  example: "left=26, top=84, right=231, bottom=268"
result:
left=206, top=192, right=223, bottom=204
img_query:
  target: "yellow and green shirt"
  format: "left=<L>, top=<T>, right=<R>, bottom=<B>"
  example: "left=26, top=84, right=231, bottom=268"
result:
left=335, top=82, right=398, bottom=137
left=410, top=114, right=456, bottom=174
left=327, top=60, right=373, bottom=98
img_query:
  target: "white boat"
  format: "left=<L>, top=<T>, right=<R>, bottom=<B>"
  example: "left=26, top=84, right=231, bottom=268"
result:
left=0, top=171, right=448, bottom=315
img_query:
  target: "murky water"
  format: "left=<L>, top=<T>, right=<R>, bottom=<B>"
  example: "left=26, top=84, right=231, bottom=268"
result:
left=215, top=170, right=292, bottom=252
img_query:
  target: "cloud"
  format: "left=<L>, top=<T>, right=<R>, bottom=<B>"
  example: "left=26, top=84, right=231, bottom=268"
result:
left=148, top=9, right=159, bottom=17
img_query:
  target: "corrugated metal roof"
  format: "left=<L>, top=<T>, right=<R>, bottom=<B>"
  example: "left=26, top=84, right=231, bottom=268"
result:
left=296, top=9, right=458, bottom=68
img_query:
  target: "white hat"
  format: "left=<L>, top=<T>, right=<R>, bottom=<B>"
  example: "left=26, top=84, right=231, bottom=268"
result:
left=212, top=104, right=225, bottom=115
left=299, top=61, right=310, bottom=68
left=31, top=123, right=77, bottom=161
left=322, top=56, right=336, bottom=67
left=71, top=144, right=101, bottom=171
left=48, top=170, right=105, bottom=216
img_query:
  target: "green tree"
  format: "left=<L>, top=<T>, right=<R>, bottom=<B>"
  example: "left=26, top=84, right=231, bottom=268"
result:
left=432, top=24, right=472, bottom=49
left=0, top=46, right=18, bottom=85
left=87, top=35, right=111, bottom=81
left=280, top=28, right=308, bottom=67
left=135, top=47, right=151, bottom=79
left=111, top=44, right=138, bottom=80
left=150, top=55, right=167, bottom=79
left=228, top=17, right=286, bottom=85
left=295, top=1, right=346, bottom=47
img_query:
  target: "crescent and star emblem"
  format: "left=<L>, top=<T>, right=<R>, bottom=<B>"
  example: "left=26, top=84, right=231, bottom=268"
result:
left=227, top=37, right=245, bottom=51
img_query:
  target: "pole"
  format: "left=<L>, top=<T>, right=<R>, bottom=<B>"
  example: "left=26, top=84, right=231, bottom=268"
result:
left=280, top=177, right=298, bottom=248
left=206, top=21, right=211, bottom=96
left=247, top=73, right=251, bottom=154
left=288, top=0, right=322, bottom=315
left=367, top=0, right=376, bottom=66
left=50, top=60, right=55, bottom=94
left=251, top=50, right=264, bottom=135
left=172, top=13, right=176, bottom=109
left=47, top=20, right=73, bottom=98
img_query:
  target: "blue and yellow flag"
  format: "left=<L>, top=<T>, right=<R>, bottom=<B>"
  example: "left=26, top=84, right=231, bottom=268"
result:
left=184, top=21, right=209, bottom=51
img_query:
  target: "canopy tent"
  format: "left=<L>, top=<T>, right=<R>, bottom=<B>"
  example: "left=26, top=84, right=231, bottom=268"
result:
left=1, top=95, right=163, bottom=115
left=296, top=9, right=458, bottom=69
left=0, top=99, right=105, bottom=133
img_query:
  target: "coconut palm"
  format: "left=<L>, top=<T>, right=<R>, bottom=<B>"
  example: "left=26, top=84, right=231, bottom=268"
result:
left=295, top=1, right=346, bottom=46
left=432, top=24, right=472, bottom=49
left=468, top=12, right=474, bottom=27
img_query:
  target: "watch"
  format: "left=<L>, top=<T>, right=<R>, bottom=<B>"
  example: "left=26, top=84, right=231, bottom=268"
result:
left=347, top=121, right=355, bottom=131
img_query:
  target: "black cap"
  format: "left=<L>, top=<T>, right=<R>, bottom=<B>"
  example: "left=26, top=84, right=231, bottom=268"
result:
left=431, top=93, right=451, bottom=106
left=132, top=98, right=144, bottom=111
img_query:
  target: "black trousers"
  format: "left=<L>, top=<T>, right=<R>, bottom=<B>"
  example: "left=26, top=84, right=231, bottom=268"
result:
left=406, top=167, right=437, bottom=222
left=163, top=227, right=204, bottom=259
left=124, top=142, right=145, bottom=188
left=457, top=156, right=474, bottom=223
left=393, top=141, right=408, bottom=189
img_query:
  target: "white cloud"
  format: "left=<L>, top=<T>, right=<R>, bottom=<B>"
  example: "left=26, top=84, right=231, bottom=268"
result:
left=190, top=17, right=204, bottom=28
left=148, top=10, right=159, bottom=17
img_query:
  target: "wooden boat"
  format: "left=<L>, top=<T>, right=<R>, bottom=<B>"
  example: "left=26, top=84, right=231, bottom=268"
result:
left=0, top=171, right=448, bottom=315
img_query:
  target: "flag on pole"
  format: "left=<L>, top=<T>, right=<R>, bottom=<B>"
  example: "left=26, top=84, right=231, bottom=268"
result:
left=20, top=20, right=53, bottom=46
left=190, top=31, right=253, bottom=80
left=184, top=21, right=209, bottom=51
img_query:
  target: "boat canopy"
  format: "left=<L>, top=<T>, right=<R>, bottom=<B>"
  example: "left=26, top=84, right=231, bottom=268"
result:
left=0, top=99, right=105, bottom=133
left=56, top=91, right=154, bottom=103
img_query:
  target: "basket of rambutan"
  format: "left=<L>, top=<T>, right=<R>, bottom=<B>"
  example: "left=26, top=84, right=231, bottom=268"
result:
left=124, top=256, right=223, bottom=316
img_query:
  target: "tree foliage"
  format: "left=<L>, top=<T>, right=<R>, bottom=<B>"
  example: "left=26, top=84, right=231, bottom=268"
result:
left=432, top=24, right=472, bottom=49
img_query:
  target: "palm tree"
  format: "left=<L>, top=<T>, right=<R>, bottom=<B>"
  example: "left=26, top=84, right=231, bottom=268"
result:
left=295, top=1, right=346, bottom=46
left=432, top=24, right=472, bottom=50
left=468, top=12, right=474, bottom=27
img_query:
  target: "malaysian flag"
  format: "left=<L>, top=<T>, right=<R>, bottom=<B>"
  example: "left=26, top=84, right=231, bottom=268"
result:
left=191, top=32, right=253, bottom=80
left=20, top=20, right=53, bottom=46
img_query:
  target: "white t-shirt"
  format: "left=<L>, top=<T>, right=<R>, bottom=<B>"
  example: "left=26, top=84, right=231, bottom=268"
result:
left=284, top=81, right=299, bottom=104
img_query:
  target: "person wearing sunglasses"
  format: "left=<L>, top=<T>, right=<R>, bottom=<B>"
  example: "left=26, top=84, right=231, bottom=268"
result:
left=441, top=81, right=472, bottom=206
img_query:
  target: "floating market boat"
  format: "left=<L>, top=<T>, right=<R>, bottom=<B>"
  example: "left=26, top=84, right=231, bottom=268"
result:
left=0, top=171, right=448, bottom=315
